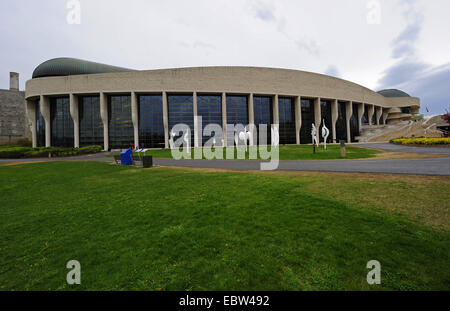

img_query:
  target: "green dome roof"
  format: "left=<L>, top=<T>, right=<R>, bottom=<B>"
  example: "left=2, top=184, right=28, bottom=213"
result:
left=32, top=57, right=135, bottom=79
left=377, top=89, right=411, bottom=98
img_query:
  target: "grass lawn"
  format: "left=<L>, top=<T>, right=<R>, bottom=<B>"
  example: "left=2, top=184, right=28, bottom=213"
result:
left=128, top=144, right=379, bottom=160
left=0, top=162, right=448, bottom=290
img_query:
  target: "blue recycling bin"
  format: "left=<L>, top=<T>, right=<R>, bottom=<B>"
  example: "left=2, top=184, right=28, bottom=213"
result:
left=120, top=148, right=133, bottom=165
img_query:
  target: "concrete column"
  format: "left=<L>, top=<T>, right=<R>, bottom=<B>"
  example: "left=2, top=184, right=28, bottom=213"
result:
left=131, top=92, right=139, bottom=148
left=376, top=106, right=382, bottom=125
left=40, top=95, right=51, bottom=147
left=69, top=94, right=79, bottom=148
left=382, top=108, right=389, bottom=125
left=248, top=94, right=254, bottom=146
left=162, top=91, right=169, bottom=148
left=248, top=94, right=254, bottom=125
left=368, top=104, right=375, bottom=125
left=295, top=96, right=301, bottom=145
left=193, top=91, right=199, bottom=148
left=273, top=94, right=279, bottom=125
left=346, top=101, right=352, bottom=144
left=358, top=103, right=364, bottom=131
left=331, top=99, right=338, bottom=143
left=99, top=92, right=109, bottom=151
left=222, top=93, right=227, bottom=147
left=314, top=98, right=321, bottom=129
left=26, top=99, right=37, bottom=148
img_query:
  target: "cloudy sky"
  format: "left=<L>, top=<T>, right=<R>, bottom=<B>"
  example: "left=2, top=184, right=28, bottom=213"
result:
left=1, top=0, right=449, bottom=114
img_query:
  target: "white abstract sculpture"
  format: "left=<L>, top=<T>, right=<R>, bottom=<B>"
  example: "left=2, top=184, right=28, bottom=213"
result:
left=321, top=119, right=330, bottom=149
left=235, top=127, right=251, bottom=151
left=169, top=131, right=176, bottom=149
left=311, top=123, right=319, bottom=147
left=184, top=132, right=190, bottom=154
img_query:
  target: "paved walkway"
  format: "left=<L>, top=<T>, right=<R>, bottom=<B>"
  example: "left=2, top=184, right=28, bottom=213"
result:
left=1, top=147, right=449, bottom=176
left=356, top=143, right=450, bottom=155
left=153, top=157, right=450, bottom=176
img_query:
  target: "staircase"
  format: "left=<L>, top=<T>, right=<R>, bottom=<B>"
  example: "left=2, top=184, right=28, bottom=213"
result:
left=356, top=119, right=443, bottom=142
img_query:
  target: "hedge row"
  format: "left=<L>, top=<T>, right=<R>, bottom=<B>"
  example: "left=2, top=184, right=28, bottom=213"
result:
left=390, top=137, right=450, bottom=145
left=0, top=145, right=103, bottom=159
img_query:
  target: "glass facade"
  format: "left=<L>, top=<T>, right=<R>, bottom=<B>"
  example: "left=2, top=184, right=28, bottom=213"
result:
left=401, top=107, right=412, bottom=114
left=50, top=97, right=74, bottom=147
left=168, top=94, right=194, bottom=145
left=350, top=103, right=360, bottom=142
left=35, top=100, right=45, bottom=147
left=138, top=95, right=164, bottom=148
left=300, top=99, right=314, bottom=144
left=336, top=101, right=347, bottom=142
left=226, top=95, right=248, bottom=146
left=278, top=97, right=296, bottom=145
left=320, top=100, right=333, bottom=143
left=108, top=95, right=133, bottom=149
left=197, top=95, right=222, bottom=146
left=253, top=96, right=273, bottom=145
left=79, top=96, right=103, bottom=147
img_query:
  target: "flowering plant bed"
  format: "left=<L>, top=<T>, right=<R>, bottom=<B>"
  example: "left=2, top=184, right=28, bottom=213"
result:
left=390, top=137, right=450, bottom=146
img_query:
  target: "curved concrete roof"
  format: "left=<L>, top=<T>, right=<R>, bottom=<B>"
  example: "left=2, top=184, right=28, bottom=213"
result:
left=26, top=64, right=420, bottom=109
left=32, top=57, right=135, bottom=79
left=377, top=89, right=411, bottom=98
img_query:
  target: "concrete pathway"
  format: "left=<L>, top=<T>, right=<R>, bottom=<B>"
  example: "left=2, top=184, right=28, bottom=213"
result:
left=2, top=149, right=449, bottom=176
left=153, top=157, right=450, bottom=176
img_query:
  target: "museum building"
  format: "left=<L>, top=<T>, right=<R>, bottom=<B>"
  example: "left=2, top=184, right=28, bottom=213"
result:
left=25, top=58, right=420, bottom=149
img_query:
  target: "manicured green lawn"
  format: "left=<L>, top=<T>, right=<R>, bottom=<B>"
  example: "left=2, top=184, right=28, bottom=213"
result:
left=130, top=144, right=379, bottom=160
left=0, top=162, right=448, bottom=290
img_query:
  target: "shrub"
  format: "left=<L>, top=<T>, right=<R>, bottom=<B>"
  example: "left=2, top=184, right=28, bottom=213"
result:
left=391, top=137, right=450, bottom=145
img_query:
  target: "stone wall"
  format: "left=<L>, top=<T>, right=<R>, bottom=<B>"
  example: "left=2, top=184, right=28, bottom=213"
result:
left=0, top=89, right=28, bottom=144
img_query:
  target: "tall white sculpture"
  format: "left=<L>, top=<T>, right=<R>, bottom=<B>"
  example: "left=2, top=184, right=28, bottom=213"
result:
left=271, top=125, right=280, bottom=147
left=235, top=127, right=251, bottom=151
left=311, top=123, right=319, bottom=147
left=169, top=131, right=176, bottom=149
left=321, top=119, right=330, bottom=149
left=184, top=132, right=190, bottom=154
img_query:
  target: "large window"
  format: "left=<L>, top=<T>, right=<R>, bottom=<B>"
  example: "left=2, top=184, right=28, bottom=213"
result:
left=350, top=103, right=360, bottom=142
left=108, top=95, right=133, bottom=149
left=168, top=94, right=194, bottom=146
left=35, top=100, right=45, bottom=147
left=79, top=96, right=103, bottom=147
left=336, top=101, right=347, bottom=142
left=300, top=99, right=314, bottom=144
left=138, top=95, right=164, bottom=149
left=401, top=107, right=412, bottom=114
left=50, top=97, right=73, bottom=147
left=320, top=100, right=333, bottom=143
left=197, top=95, right=222, bottom=146
left=253, top=96, right=273, bottom=145
left=226, top=95, right=248, bottom=146
left=278, top=97, right=296, bottom=144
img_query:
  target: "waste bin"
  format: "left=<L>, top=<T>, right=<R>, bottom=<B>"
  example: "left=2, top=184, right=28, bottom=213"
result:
left=120, top=148, right=133, bottom=165
left=142, top=156, right=153, bottom=168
